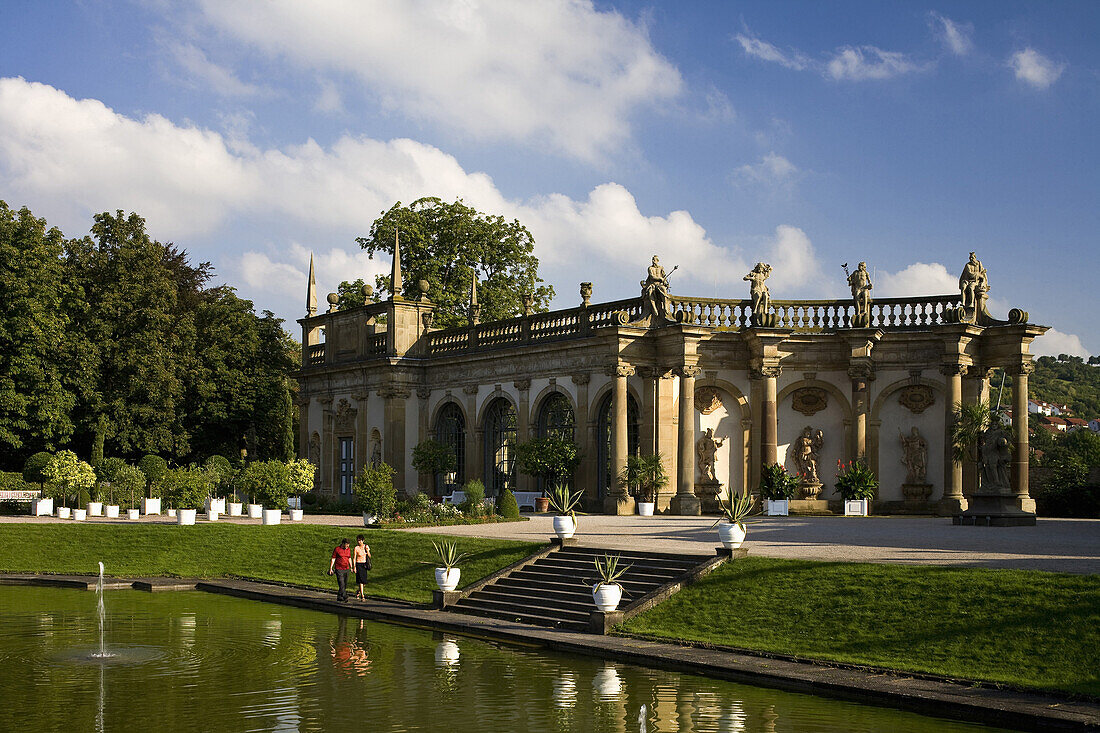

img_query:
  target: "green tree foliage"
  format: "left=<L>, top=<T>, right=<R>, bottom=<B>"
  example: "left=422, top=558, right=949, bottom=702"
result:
left=203, top=455, right=236, bottom=498
left=411, top=439, right=457, bottom=477
left=236, top=460, right=293, bottom=510
left=138, top=455, right=168, bottom=488
left=460, top=478, right=486, bottom=516
left=498, top=488, right=520, bottom=519
left=0, top=203, right=75, bottom=461
left=1025, top=355, right=1100, bottom=420
left=354, top=462, right=397, bottom=518
left=516, top=437, right=580, bottom=486
left=286, top=458, right=317, bottom=497
left=42, top=450, right=96, bottom=507
left=157, top=467, right=213, bottom=510
left=336, top=279, right=370, bottom=310
left=356, top=197, right=554, bottom=328
left=22, top=452, right=53, bottom=486
left=620, top=453, right=670, bottom=503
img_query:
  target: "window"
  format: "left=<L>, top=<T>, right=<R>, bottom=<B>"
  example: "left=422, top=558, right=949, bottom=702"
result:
left=483, top=398, right=517, bottom=497
left=537, top=392, right=575, bottom=440
left=596, top=393, right=639, bottom=497
left=434, top=402, right=466, bottom=491
left=339, top=437, right=355, bottom=499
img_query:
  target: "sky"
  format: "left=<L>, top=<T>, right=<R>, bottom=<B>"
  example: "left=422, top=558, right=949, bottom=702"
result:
left=1, top=1, right=1096, bottom=357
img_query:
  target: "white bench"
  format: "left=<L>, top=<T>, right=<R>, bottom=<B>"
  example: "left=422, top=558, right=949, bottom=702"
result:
left=442, top=490, right=465, bottom=506
left=513, top=491, right=542, bottom=511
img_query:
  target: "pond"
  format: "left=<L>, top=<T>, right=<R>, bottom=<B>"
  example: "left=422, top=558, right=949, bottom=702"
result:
left=0, top=586, right=1008, bottom=732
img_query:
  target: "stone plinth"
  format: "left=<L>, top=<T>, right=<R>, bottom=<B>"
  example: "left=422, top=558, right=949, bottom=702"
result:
left=902, top=483, right=933, bottom=505
left=695, top=480, right=722, bottom=513
left=953, top=494, right=1036, bottom=527
left=788, top=499, right=831, bottom=515
left=670, top=494, right=701, bottom=515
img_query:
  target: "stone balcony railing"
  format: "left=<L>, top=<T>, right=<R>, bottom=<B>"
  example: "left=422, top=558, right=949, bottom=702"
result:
left=670, top=294, right=962, bottom=330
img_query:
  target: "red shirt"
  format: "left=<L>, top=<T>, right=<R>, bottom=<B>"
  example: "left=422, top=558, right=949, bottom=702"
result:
left=332, top=546, right=352, bottom=570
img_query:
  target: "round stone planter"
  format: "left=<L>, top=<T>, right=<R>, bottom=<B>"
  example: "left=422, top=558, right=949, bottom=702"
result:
left=435, top=567, right=461, bottom=592
left=247, top=504, right=263, bottom=519
left=636, top=501, right=655, bottom=517
left=289, top=509, right=304, bottom=521
left=228, top=502, right=243, bottom=517
left=72, top=508, right=87, bottom=521
left=87, top=502, right=104, bottom=517
left=177, top=509, right=197, bottom=526
left=592, top=583, right=623, bottom=612
left=717, top=521, right=746, bottom=549
left=534, top=497, right=550, bottom=513
left=105, top=505, right=120, bottom=518
left=56, top=507, right=71, bottom=519
left=552, top=515, right=576, bottom=539
left=262, top=509, right=281, bottom=525
left=126, top=508, right=140, bottom=520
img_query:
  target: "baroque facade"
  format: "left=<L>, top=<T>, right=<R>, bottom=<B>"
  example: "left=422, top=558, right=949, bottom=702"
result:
left=297, top=247, right=1046, bottom=517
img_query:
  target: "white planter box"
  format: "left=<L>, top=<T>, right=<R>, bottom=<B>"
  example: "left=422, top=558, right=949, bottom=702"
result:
left=844, top=499, right=869, bottom=516
left=177, top=509, right=197, bottom=525
left=592, top=583, right=623, bottom=612
left=207, top=509, right=219, bottom=522
left=717, top=521, right=746, bottom=549
left=766, top=499, right=789, bottom=516
left=34, top=498, right=53, bottom=516
left=126, top=508, right=141, bottom=520
left=87, top=502, right=103, bottom=516
left=247, top=504, right=263, bottom=519
left=435, top=567, right=461, bottom=592
left=206, top=497, right=226, bottom=514
left=105, top=505, right=120, bottom=518
left=552, top=515, right=576, bottom=539
left=56, top=507, right=71, bottom=519
left=228, top=502, right=243, bottom=517
left=289, top=509, right=304, bottom=521
left=636, top=502, right=655, bottom=517
left=141, top=498, right=161, bottom=515
left=166, top=508, right=177, bottom=519
left=363, top=512, right=377, bottom=526
left=72, top=508, right=87, bottom=521
left=262, top=509, right=281, bottom=525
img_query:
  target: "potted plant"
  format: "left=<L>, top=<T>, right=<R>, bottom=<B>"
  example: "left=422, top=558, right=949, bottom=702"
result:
left=430, top=539, right=469, bottom=592
left=87, top=480, right=103, bottom=516
left=411, top=439, right=457, bottom=499
left=138, top=454, right=167, bottom=515
left=835, top=459, right=877, bottom=516
left=158, top=467, right=211, bottom=526
left=591, top=554, right=631, bottom=612
left=713, top=485, right=756, bottom=549
left=758, top=462, right=798, bottom=516
left=203, top=455, right=234, bottom=516
left=103, top=462, right=146, bottom=521
left=354, top=462, right=396, bottom=526
left=516, top=436, right=581, bottom=506
left=285, top=459, right=315, bottom=521
left=546, top=483, right=584, bottom=539
left=43, top=451, right=95, bottom=521
left=620, top=453, right=669, bottom=516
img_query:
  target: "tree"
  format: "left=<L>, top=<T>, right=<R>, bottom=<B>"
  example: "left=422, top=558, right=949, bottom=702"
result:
left=286, top=458, right=317, bottom=498
left=0, top=202, right=75, bottom=463
left=336, top=279, right=370, bottom=310
left=236, top=460, right=293, bottom=509
left=411, top=439, right=457, bottom=488
left=516, top=436, right=580, bottom=489
left=356, top=197, right=554, bottom=328
left=950, top=401, right=995, bottom=468
left=42, top=450, right=96, bottom=508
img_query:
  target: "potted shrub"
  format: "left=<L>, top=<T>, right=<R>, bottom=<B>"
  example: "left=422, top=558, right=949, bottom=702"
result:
left=97, top=457, right=129, bottom=518
left=516, top=436, right=580, bottom=505
left=758, top=462, right=798, bottom=516
left=835, top=459, right=877, bottom=516
left=285, top=459, right=316, bottom=521
left=591, top=554, right=631, bottom=612
left=73, top=489, right=91, bottom=521
left=354, top=462, right=396, bottom=526
left=430, top=539, right=469, bottom=592
left=158, top=467, right=212, bottom=526
left=547, top=483, right=583, bottom=539
left=238, top=460, right=292, bottom=525
left=203, top=455, right=234, bottom=516
left=23, top=452, right=54, bottom=516
left=109, top=463, right=146, bottom=521
left=86, top=480, right=103, bottom=516
left=43, top=451, right=96, bottom=521
left=138, top=454, right=167, bottom=515
left=620, top=453, right=669, bottom=517
left=713, top=486, right=756, bottom=549
left=411, top=439, right=457, bottom=498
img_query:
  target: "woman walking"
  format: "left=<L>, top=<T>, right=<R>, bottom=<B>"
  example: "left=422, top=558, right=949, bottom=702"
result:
left=328, top=538, right=352, bottom=602
left=353, top=534, right=372, bottom=600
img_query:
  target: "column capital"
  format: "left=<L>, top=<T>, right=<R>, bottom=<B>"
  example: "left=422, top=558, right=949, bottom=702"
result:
left=462, top=384, right=480, bottom=395
left=570, top=373, right=591, bottom=385
left=351, top=392, right=370, bottom=403
left=379, top=387, right=411, bottom=399
left=675, top=365, right=701, bottom=379
left=847, top=363, right=875, bottom=382
left=416, top=387, right=432, bottom=401
left=607, top=364, right=636, bottom=378
left=749, top=366, right=781, bottom=380
left=1011, top=361, right=1035, bottom=377
left=939, top=363, right=968, bottom=377
left=318, top=395, right=334, bottom=406
left=513, top=378, right=532, bottom=391
left=293, top=396, right=311, bottom=407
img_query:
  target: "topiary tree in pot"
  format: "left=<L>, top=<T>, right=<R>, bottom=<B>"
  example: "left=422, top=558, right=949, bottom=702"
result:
left=157, top=467, right=212, bottom=525
left=42, top=451, right=96, bottom=518
left=620, top=453, right=669, bottom=515
left=285, top=459, right=316, bottom=519
left=237, top=460, right=293, bottom=523
left=353, top=462, right=397, bottom=525
left=516, top=436, right=580, bottom=495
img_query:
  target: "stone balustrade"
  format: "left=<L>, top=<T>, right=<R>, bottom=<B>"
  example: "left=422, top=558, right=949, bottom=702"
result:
left=671, top=294, right=961, bottom=330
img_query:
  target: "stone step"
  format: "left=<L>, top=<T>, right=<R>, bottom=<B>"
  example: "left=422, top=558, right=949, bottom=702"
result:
left=508, top=567, right=672, bottom=592
left=532, top=557, right=687, bottom=579
left=475, top=587, right=595, bottom=614
left=451, top=600, right=589, bottom=630
left=556, top=547, right=708, bottom=566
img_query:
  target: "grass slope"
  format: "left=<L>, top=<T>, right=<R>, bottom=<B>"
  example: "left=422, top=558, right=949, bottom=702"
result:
left=0, top=524, right=543, bottom=604
left=621, top=557, right=1100, bottom=697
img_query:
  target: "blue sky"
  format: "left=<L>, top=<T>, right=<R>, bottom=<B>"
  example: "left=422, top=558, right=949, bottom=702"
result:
left=1, top=1, right=1096, bottom=355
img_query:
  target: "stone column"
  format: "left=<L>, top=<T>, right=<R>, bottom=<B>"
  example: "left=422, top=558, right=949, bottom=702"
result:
left=514, top=379, right=532, bottom=492
left=605, top=365, right=636, bottom=515
left=571, top=373, right=592, bottom=495
left=849, top=365, right=873, bottom=461
left=655, top=369, right=678, bottom=503
left=416, top=388, right=431, bottom=494
left=319, top=396, right=334, bottom=496
left=671, top=365, right=701, bottom=516
left=296, top=396, right=310, bottom=459
left=381, top=387, right=410, bottom=495
left=462, top=385, right=480, bottom=484
left=1012, top=362, right=1036, bottom=512
left=353, top=392, right=370, bottom=476
left=939, top=364, right=967, bottom=515
left=753, top=367, right=781, bottom=466
left=962, top=368, right=992, bottom=496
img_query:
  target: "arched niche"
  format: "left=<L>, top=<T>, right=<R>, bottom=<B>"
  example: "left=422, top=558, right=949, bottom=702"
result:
left=869, top=377, right=945, bottom=502
left=776, top=379, right=853, bottom=498
left=693, top=379, right=751, bottom=500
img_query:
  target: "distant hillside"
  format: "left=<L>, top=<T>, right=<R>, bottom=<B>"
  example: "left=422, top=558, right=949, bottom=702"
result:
left=1026, top=355, right=1100, bottom=420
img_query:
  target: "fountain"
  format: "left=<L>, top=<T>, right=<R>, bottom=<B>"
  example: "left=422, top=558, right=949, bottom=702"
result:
left=91, top=562, right=113, bottom=660
left=639, top=703, right=647, bottom=733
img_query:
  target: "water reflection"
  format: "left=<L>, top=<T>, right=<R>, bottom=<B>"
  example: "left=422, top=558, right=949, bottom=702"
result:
left=330, top=616, right=371, bottom=677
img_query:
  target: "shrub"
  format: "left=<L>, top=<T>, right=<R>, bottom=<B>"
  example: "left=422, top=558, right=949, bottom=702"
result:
left=42, top=450, right=96, bottom=507
left=157, top=467, right=213, bottom=509
left=758, top=462, right=799, bottom=501
left=411, top=439, right=457, bottom=479
left=22, top=452, right=53, bottom=485
left=138, top=455, right=168, bottom=494
left=108, top=464, right=146, bottom=508
left=203, top=455, right=236, bottom=498
left=0, top=471, right=31, bottom=492
left=286, top=458, right=317, bottom=498
left=834, top=459, right=878, bottom=501
left=461, top=479, right=486, bottom=516
left=353, top=463, right=397, bottom=518
left=78, top=489, right=92, bottom=508
left=621, top=453, right=669, bottom=503
left=302, top=492, right=318, bottom=506
left=498, top=489, right=520, bottom=519
left=236, top=460, right=293, bottom=510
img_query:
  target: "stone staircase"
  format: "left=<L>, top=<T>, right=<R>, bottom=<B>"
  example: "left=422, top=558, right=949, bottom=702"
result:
left=450, top=545, right=715, bottom=631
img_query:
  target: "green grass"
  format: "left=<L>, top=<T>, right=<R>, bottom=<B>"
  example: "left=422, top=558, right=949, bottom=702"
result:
left=0, top=524, right=543, bottom=604
left=621, top=556, right=1100, bottom=697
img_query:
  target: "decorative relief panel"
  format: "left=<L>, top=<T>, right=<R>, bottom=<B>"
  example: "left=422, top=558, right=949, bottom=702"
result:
left=334, top=399, right=358, bottom=433
left=898, top=385, right=935, bottom=414
left=791, top=387, right=828, bottom=416
left=694, top=387, right=723, bottom=415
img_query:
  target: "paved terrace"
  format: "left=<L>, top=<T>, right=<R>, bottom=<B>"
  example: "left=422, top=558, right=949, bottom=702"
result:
left=6, top=513, right=1098, bottom=574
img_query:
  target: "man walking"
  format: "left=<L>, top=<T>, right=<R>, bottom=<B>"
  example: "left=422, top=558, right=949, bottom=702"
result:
left=328, top=538, right=352, bottom=602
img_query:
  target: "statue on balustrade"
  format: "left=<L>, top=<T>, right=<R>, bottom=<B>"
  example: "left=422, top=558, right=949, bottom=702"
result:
left=899, top=427, right=928, bottom=484
left=847, top=261, right=873, bottom=327
left=959, top=252, right=989, bottom=318
left=641, top=255, right=674, bottom=323
left=696, top=428, right=726, bottom=483
left=744, top=262, right=773, bottom=327
left=979, top=423, right=1012, bottom=494
left=794, top=426, right=824, bottom=497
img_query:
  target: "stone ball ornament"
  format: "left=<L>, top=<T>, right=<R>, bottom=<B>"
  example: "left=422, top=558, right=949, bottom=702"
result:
left=361, top=283, right=374, bottom=298
left=327, top=292, right=340, bottom=305
left=418, top=279, right=430, bottom=296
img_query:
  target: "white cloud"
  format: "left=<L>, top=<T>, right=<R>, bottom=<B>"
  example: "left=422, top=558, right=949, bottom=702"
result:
left=1033, top=328, right=1090, bottom=359
left=314, top=79, right=343, bottom=114
left=735, top=34, right=809, bottom=71
left=734, top=152, right=799, bottom=188
left=187, top=0, right=682, bottom=162
left=875, top=262, right=958, bottom=297
left=929, top=12, right=973, bottom=56
left=762, top=225, right=822, bottom=292
left=1009, top=48, right=1065, bottom=89
left=826, top=46, right=920, bottom=81
left=240, top=242, right=387, bottom=302
left=168, top=42, right=272, bottom=97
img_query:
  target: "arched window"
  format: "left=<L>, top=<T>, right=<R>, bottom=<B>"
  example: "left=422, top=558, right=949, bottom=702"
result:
left=596, top=392, right=639, bottom=498
left=537, top=392, right=575, bottom=440
left=434, top=402, right=465, bottom=492
left=482, top=398, right=517, bottom=497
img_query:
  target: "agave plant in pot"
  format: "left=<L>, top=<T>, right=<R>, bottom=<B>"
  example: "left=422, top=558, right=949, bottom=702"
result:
left=431, top=540, right=469, bottom=592
left=591, top=554, right=632, bottom=612
left=546, top=483, right=584, bottom=539
left=713, top=485, right=756, bottom=549
left=758, top=462, right=798, bottom=516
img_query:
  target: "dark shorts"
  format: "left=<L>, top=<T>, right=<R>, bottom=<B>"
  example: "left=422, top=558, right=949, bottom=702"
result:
left=356, top=565, right=369, bottom=584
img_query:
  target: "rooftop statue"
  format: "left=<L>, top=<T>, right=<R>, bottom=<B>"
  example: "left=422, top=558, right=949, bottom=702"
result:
left=640, top=255, right=675, bottom=324
left=846, top=261, right=873, bottom=327
left=959, top=251, right=989, bottom=320
left=743, top=262, right=772, bottom=327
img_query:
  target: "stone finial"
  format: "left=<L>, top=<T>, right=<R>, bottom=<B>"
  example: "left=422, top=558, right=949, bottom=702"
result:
left=390, top=228, right=403, bottom=299
left=361, top=282, right=374, bottom=299
left=580, top=282, right=592, bottom=306
left=469, top=273, right=481, bottom=325
left=306, top=253, right=318, bottom=316
left=326, top=292, right=340, bottom=313
left=522, top=293, right=534, bottom=316
left=418, top=279, right=430, bottom=301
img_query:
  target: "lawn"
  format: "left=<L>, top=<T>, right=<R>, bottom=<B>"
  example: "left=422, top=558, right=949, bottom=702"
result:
left=620, top=556, right=1100, bottom=697
left=0, top=523, right=543, bottom=604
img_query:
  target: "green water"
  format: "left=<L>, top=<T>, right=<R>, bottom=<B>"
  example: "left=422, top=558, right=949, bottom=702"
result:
left=0, top=587, right=1009, bottom=732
